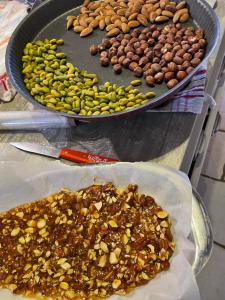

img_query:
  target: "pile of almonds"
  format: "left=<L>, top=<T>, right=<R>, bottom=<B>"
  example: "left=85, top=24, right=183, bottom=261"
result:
left=67, top=0, right=190, bottom=37
left=90, top=23, right=206, bottom=89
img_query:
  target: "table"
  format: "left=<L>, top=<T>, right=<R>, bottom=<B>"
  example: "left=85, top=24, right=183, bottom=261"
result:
left=0, top=1, right=224, bottom=189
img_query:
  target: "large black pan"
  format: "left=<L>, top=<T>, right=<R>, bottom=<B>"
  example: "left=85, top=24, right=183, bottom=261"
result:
left=6, top=0, right=220, bottom=121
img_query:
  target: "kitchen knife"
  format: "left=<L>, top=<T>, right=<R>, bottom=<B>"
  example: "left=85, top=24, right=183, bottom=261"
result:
left=10, top=142, right=118, bottom=164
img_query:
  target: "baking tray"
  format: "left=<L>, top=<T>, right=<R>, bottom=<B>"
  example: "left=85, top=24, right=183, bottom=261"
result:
left=6, top=0, right=220, bottom=121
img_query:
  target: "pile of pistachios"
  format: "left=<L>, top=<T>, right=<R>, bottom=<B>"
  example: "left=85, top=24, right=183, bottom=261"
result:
left=22, top=39, right=155, bottom=115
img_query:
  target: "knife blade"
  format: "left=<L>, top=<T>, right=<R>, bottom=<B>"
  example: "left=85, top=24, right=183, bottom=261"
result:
left=10, top=142, right=118, bottom=164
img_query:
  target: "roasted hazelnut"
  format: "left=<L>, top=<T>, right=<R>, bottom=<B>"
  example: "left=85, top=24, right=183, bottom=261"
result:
left=192, top=43, right=201, bottom=52
left=90, top=45, right=98, bottom=56
left=154, top=43, right=163, bottom=51
left=121, top=39, right=129, bottom=46
left=155, top=51, right=162, bottom=58
left=124, top=34, right=130, bottom=40
left=127, top=51, right=134, bottom=59
left=116, top=34, right=123, bottom=42
left=174, top=36, right=182, bottom=43
left=139, top=57, right=149, bottom=67
left=146, top=51, right=154, bottom=61
left=100, top=57, right=109, bottom=67
left=198, top=39, right=207, bottom=48
left=159, top=59, right=166, bottom=67
left=146, top=32, right=153, bottom=39
left=183, top=53, right=192, bottom=61
left=167, top=62, right=177, bottom=72
left=186, top=66, right=194, bottom=74
left=167, top=79, right=178, bottom=89
left=110, top=37, right=117, bottom=44
left=177, top=70, right=187, bottom=81
left=134, top=41, right=141, bottom=49
left=143, top=63, right=152, bottom=72
left=182, top=61, right=191, bottom=69
left=124, top=45, right=134, bottom=53
left=113, top=64, right=122, bottom=74
left=102, top=39, right=111, bottom=49
left=195, top=29, right=204, bottom=38
left=139, top=33, right=147, bottom=41
left=111, top=56, right=118, bottom=65
left=194, top=51, right=204, bottom=59
left=118, top=55, right=126, bottom=64
left=122, top=58, right=131, bottom=68
left=175, top=23, right=182, bottom=30
left=100, top=51, right=108, bottom=57
left=142, top=28, right=150, bottom=34
left=147, top=38, right=155, bottom=46
left=164, top=43, right=173, bottom=50
left=99, top=43, right=107, bottom=52
left=152, top=57, right=160, bottom=63
left=162, top=67, right=169, bottom=73
left=151, top=63, right=161, bottom=73
left=164, top=52, right=174, bottom=62
left=176, top=49, right=185, bottom=57
left=145, top=75, right=155, bottom=86
left=177, top=65, right=185, bottom=71
left=152, top=30, right=160, bottom=39
left=154, top=72, right=164, bottom=83
left=164, top=72, right=175, bottom=82
left=191, top=58, right=201, bottom=67
left=129, top=61, right=139, bottom=71
left=150, top=25, right=157, bottom=31
left=173, top=56, right=183, bottom=65
left=188, top=36, right=198, bottom=45
left=144, top=69, right=155, bottom=78
left=131, top=31, right=139, bottom=38
left=132, top=55, right=140, bottom=62
left=117, top=49, right=124, bottom=57
left=134, top=67, right=143, bottom=77
left=135, top=48, right=144, bottom=56
left=182, top=44, right=191, bottom=51
left=130, top=37, right=138, bottom=44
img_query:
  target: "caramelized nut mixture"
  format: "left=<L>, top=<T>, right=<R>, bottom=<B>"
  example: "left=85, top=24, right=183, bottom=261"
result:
left=0, top=183, right=175, bottom=299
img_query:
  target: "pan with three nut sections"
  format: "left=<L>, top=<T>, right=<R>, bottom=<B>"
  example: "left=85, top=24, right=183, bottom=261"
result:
left=6, top=0, right=220, bottom=121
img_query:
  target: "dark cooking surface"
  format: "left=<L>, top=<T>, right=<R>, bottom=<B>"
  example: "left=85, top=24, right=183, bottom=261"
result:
left=6, top=0, right=220, bottom=121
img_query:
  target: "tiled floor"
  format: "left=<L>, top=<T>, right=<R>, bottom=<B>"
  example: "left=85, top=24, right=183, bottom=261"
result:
left=197, top=89, right=225, bottom=297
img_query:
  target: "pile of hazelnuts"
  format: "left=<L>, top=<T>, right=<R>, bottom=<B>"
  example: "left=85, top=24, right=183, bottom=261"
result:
left=90, top=23, right=206, bottom=89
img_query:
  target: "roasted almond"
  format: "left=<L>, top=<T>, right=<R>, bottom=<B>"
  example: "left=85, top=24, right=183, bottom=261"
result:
left=99, top=18, right=106, bottom=30
left=80, top=26, right=93, bottom=37
left=121, top=23, right=130, bottom=33
left=153, top=2, right=160, bottom=9
left=66, top=16, right=75, bottom=30
left=159, top=0, right=169, bottom=9
left=114, top=19, right=122, bottom=27
left=156, top=8, right=162, bottom=16
left=173, top=8, right=188, bottom=23
left=155, top=15, right=169, bottom=22
left=176, top=1, right=186, bottom=10
left=105, top=16, right=111, bottom=25
left=117, top=8, right=127, bottom=16
left=165, top=4, right=177, bottom=13
left=150, top=11, right=157, bottom=23
left=128, top=12, right=138, bottom=21
left=106, top=28, right=121, bottom=37
left=111, top=15, right=121, bottom=22
left=132, top=2, right=142, bottom=13
left=161, top=10, right=174, bottom=17
left=73, top=25, right=85, bottom=33
left=137, top=14, right=149, bottom=26
left=147, top=0, right=158, bottom=3
left=141, top=7, right=149, bottom=18
left=78, top=16, right=88, bottom=27
left=180, top=13, right=189, bottom=22
left=104, top=9, right=115, bottom=16
left=128, top=20, right=140, bottom=28
left=106, top=24, right=117, bottom=32
left=89, top=2, right=100, bottom=10
left=89, top=19, right=99, bottom=29
left=80, top=6, right=88, bottom=14
left=73, top=19, right=79, bottom=27
left=121, top=16, right=128, bottom=23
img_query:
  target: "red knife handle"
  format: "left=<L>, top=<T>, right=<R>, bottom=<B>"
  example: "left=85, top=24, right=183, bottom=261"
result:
left=59, top=148, right=118, bottom=164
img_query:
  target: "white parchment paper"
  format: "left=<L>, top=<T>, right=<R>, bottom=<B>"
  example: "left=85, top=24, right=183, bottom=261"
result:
left=0, top=161, right=200, bottom=300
